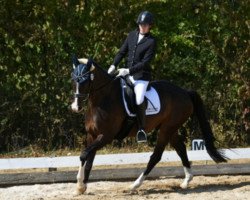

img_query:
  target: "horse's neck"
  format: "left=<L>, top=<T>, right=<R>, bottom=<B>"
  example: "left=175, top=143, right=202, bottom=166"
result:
left=88, top=70, right=119, bottom=107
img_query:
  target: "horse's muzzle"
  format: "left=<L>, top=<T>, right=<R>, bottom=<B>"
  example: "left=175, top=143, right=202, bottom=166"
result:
left=71, top=100, right=83, bottom=113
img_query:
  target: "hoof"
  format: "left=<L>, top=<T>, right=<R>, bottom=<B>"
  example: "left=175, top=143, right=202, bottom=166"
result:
left=129, top=173, right=145, bottom=191
left=180, top=175, right=193, bottom=189
left=129, top=184, right=138, bottom=191
left=129, top=181, right=142, bottom=191
left=180, top=182, right=188, bottom=189
left=76, top=185, right=87, bottom=195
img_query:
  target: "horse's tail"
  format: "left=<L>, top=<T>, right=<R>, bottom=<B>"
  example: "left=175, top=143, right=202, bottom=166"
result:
left=187, top=90, right=228, bottom=163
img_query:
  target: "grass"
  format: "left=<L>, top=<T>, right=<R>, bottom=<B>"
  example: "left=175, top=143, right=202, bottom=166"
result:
left=0, top=142, right=159, bottom=158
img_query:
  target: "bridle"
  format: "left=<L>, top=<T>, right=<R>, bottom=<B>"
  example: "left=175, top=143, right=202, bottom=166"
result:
left=74, top=82, right=89, bottom=100
left=72, top=63, right=115, bottom=102
left=72, top=67, right=92, bottom=101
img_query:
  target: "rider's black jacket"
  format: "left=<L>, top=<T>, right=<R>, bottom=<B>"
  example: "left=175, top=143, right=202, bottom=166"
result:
left=113, top=29, right=156, bottom=81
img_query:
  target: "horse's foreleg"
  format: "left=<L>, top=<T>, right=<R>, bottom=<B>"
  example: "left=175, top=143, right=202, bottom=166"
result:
left=83, top=150, right=96, bottom=185
left=129, top=144, right=165, bottom=191
left=76, top=150, right=97, bottom=195
left=76, top=134, right=107, bottom=194
left=170, top=135, right=193, bottom=189
left=79, top=135, right=103, bottom=161
left=76, top=162, right=87, bottom=194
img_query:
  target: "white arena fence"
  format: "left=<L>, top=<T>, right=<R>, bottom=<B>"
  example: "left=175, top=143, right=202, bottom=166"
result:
left=0, top=148, right=250, bottom=170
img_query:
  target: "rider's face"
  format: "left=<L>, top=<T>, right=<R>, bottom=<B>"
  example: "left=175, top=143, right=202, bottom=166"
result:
left=139, top=24, right=151, bottom=34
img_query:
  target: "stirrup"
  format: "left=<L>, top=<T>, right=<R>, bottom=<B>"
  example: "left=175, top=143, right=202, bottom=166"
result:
left=136, top=129, right=147, bottom=143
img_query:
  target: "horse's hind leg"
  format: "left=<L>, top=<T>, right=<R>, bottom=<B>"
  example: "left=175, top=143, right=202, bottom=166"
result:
left=129, top=143, right=165, bottom=191
left=170, top=134, right=193, bottom=189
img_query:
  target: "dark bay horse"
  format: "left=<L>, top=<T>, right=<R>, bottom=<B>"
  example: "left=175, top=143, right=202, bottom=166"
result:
left=71, top=57, right=227, bottom=194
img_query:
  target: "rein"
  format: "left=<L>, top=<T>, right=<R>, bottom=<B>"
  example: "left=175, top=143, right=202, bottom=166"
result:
left=90, top=77, right=115, bottom=94
left=75, top=75, right=117, bottom=101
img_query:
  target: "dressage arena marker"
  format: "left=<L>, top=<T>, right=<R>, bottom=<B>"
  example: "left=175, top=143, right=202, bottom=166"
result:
left=192, top=139, right=206, bottom=150
left=0, top=148, right=249, bottom=186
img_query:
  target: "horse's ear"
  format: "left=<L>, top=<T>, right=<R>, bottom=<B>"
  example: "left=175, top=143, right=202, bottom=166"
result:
left=90, top=64, right=95, bottom=71
left=86, top=58, right=95, bottom=71
left=72, top=54, right=80, bottom=69
left=78, top=58, right=88, bottom=64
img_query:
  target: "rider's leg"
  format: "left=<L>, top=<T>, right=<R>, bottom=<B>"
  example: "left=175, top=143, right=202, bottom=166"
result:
left=134, top=80, right=149, bottom=143
left=135, top=102, right=147, bottom=142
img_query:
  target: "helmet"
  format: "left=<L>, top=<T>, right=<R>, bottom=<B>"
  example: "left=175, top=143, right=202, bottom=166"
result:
left=136, top=11, right=154, bottom=25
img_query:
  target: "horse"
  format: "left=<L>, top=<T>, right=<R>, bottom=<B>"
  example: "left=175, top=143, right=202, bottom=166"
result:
left=70, top=56, right=227, bottom=194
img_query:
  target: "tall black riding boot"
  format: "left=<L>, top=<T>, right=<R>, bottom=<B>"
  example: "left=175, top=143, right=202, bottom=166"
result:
left=136, top=102, right=147, bottom=143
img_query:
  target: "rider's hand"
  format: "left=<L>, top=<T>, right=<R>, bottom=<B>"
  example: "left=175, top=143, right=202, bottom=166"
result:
left=108, top=65, right=116, bottom=74
left=116, top=68, right=129, bottom=77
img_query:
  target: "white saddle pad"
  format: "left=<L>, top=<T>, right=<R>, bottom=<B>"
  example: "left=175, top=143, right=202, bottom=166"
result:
left=121, top=79, right=161, bottom=117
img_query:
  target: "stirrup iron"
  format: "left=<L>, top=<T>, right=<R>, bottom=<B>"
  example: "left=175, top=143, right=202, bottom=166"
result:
left=136, top=129, right=147, bottom=143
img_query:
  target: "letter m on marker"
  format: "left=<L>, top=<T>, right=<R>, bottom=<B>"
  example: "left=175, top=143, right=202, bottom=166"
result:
left=192, top=139, right=206, bottom=150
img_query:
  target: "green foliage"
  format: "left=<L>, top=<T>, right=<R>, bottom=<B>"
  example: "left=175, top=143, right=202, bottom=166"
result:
left=0, top=0, right=249, bottom=152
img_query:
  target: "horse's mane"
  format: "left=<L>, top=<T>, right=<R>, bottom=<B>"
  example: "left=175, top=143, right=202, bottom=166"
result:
left=78, top=57, right=114, bottom=80
left=92, top=60, right=114, bottom=79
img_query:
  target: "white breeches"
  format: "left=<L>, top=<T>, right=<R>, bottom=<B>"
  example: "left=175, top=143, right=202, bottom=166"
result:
left=129, top=76, right=149, bottom=105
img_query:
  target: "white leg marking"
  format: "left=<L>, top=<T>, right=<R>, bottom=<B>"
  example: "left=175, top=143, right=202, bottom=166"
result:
left=76, top=164, right=87, bottom=195
left=129, top=173, right=146, bottom=191
left=180, top=167, right=193, bottom=189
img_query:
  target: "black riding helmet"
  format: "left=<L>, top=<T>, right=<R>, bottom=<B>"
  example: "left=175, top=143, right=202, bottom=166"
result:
left=136, top=11, right=154, bottom=25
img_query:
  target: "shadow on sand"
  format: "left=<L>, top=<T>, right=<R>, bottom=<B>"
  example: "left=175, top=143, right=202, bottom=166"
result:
left=129, top=181, right=250, bottom=196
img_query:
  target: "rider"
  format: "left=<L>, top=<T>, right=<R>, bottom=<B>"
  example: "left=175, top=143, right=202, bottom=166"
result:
left=108, top=11, right=156, bottom=143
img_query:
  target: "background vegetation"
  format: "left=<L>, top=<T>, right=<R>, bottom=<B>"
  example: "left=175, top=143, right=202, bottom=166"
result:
left=0, top=0, right=249, bottom=153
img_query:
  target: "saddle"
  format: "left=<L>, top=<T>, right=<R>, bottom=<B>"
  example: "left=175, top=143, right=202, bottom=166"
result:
left=120, top=77, right=161, bottom=117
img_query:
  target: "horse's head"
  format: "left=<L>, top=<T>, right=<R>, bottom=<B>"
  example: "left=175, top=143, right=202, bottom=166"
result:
left=71, top=56, right=95, bottom=113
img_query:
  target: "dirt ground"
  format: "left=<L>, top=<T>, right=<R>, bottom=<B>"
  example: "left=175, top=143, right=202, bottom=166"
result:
left=0, top=175, right=249, bottom=200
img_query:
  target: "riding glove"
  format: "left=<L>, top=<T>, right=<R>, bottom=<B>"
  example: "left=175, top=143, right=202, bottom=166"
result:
left=108, top=65, right=116, bottom=74
left=116, top=68, right=129, bottom=77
